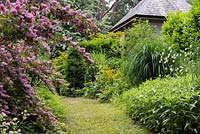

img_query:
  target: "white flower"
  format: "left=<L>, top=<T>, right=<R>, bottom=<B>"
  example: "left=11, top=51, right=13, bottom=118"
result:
left=2, top=122, right=7, bottom=126
left=9, top=131, right=14, bottom=134
left=17, top=129, right=21, bottom=132
left=1, top=112, right=6, bottom=117
left=6, top=122, right=10, bottom=126
left=13, top=118, right=18, bottom=122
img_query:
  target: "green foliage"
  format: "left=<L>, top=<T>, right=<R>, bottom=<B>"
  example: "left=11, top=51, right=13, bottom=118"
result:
left=52, top=49, right=92, bottom=96
left=162, top=0, right=200, bottom=51
left=186, top=0, right=194, bottom=4
left=63, top=97, right=149, bottom=134
left=58, top=0, right=98, bottom=17
left=0, top=109, right=62, bottom=134
left=123, top=38, right=164, bottom=85
left=190, top=0, right=200, bottom=44
left=162, top=12, right=193, bottom=50
left=28, top=85, right=67, bottom=133
left=191, top=0, right=200, bottom=29
left=66, top=49, right=88, bottom=91
left=64, top=37, right=126, bottom=99
left=79, top=32, right=124, bottom=58
left=80, top=82, right=100, bottom=99
left=20, top=119, right=63, bottom=134
left=51, top=52, right=70, bottom=96
left=52, top=52, right=69, bottom=76
left=57, top=0, right=112, bottom=33
left=122, top=20, right=154, bottom=57
left=96, top=64, right=128, bottom=103
left=79, top=53, right=107, bottom=99
left=85, top=64, right=128, bottom=102
left=161, top=0, right=200, bottom=90
left=76, top=53, right=106, bottom=98
left=79, top=53, right=129, bottom=102
left=37, top=85, right=66, bottom=121
left=122, top=21, right=179, bottom=86
left=108, top=0, right=140, bottom=26
left=115, top=75, right=200, bottom=134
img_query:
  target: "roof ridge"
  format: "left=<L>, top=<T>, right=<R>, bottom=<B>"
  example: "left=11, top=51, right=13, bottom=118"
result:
left=130, top=0, right=146, bottom=12
left=110, top=0, right=191, bottom=31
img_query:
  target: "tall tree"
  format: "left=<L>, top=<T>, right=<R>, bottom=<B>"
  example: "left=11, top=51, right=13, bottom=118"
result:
left=109, top=0, right=140, bottom=25
left=58, top=0, right=99, bottom=18
left=58, top=0, right=111, bottom=32
left=57, top=0, right=140, bottom=31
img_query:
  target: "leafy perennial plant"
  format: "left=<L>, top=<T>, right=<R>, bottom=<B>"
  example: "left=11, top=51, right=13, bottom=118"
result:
left=0, top=0, right=98, bottom=130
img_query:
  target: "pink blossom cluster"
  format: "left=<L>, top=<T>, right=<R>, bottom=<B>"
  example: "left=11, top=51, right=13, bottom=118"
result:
left=66, top=38, right=94, bottom=64
left=0, top=0, right=99, bottom=124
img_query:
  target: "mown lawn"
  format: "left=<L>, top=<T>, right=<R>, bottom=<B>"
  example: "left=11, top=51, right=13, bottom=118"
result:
left=62, top=97, right=149, bottom=134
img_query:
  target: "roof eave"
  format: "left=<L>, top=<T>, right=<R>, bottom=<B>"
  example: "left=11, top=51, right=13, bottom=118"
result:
left=110, top=14, right=166, bottom=32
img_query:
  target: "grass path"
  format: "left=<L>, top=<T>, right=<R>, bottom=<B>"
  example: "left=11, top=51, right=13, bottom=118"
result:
left=62, top=97, right=149, bottom=134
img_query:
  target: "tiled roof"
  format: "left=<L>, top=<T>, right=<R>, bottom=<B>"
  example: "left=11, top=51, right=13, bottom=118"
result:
left=111, top=0, right=191, bottom=31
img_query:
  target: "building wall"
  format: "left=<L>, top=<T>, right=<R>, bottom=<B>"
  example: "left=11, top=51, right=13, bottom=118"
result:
left=148, top=19, right=165, bottom=34
left=111, top=17, right=165, bottom=33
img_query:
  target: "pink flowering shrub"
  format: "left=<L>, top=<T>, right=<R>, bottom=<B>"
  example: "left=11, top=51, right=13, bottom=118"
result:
left=0, top=0, right=98, bottom=129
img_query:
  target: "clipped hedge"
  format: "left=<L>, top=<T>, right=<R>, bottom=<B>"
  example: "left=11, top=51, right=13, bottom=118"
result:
left=115, top=75, right=200, bottom=134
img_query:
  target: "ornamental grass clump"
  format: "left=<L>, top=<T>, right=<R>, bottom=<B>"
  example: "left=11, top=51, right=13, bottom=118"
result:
left=123, top=37, right=180, bottom=86
left=0, top=0, right=99, bottom=131
left=122, top=21, right=182, bottom=86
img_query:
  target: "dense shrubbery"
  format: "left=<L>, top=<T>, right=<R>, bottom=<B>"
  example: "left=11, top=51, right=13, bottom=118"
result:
left=82, top=54, right=128, bottom=102
left=37, top=85, right=67, bottom=132
left=114, top=75, right=200, bottom=133
left=122, top=21, right=180, bottom=86
left=79, top=32, right=124, bottom=57
left=52, top=31, right=126, bottom=100
left=0, top=0, right=98, bottom=132
left=124, top=37, right=163, bottom=85
left=76, top=31, right=129, bottom=102
left=113, top=1, right=200, bottom=133
left=66, top=49, right=88, bottom=91
left=52, top=49, right=95, bottom=96
left=78, top=53, right=107, bottom=99
left=37, top=85, right=66, bottom=122
left=162, top=12, right=192, bottom=50
left=51, top=52, right=69, bottom=96
left=162, top=0, right=200, bottom=51
left=122, top=20, right=154, bottom=57
left=161, top=0, right=200, bottom=81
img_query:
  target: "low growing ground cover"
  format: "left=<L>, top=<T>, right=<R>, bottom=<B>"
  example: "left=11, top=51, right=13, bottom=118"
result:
left=63, top=97, right=149, bottom=134
left=114, top=75, right=200, bottom=133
